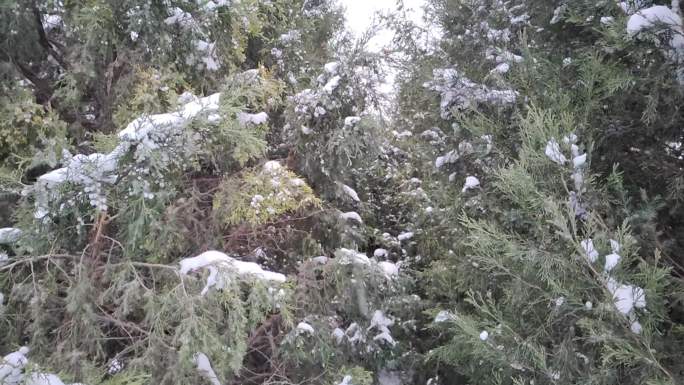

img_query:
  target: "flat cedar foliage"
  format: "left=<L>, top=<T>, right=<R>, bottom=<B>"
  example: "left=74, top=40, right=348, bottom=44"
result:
left=1, top=1, right=683, bottom=385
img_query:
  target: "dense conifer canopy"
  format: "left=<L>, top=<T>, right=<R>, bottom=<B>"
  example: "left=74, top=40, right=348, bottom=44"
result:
left=1, top=1, right=683, bottom=385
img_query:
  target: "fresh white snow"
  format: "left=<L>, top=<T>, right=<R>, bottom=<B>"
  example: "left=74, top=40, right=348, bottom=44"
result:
left=194, top=352, right=222, bottom=385
left=0, top=228, right=22, bottom=244
left=397, top=232, right=414, bottom=241
left=342, top=184, right=361, bottom=202
left=296, top=322, right=315, bottom=335
left=545, top=138, right=567, bottom=165
left=626, top=6, right=682, bottom=36
left=434, top=310, right=456, bottom=323
left=377, top=261, right=399, bottom=278
left=368, top=310, right=396, bottom=346
left=237, top=112, right=269, bottom=126
left=604, top=253, right=621, bottom=272
left=572, top=154, right=587, bottom=168
left=179, top=250, right=286, bottom=295
left=462, top=176, right=480, bottom=193
left=33, top=92, right=223, bottom=218
left=340, top=211, right=363, bottom=223
left=581, top=239, right=599, bottom=263
left=0, top=347, right=29, bottom=385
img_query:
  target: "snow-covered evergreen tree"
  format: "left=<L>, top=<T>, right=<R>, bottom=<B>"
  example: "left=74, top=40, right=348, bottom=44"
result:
left=1, top=0, right=683, bottom=385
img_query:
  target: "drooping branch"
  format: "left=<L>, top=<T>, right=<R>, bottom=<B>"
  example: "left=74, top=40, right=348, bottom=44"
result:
left=30, top=2, right=69, bottom=71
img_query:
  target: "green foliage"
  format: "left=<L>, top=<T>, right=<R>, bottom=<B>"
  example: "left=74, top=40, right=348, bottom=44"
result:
left=0, top=88, right=70, bottom=168
left=2, top=0, right=684, bottom=385
left=112, top=67, right=186, bottom=129
left=213, top=163, right=320, bottom=227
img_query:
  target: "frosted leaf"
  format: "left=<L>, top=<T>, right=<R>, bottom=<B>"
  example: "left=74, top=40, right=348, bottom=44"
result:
left=618, top=1, right=648, bottom=14
left=345, top=322, right=366, bottom=345
left=572, top=171, right=584, bottom=191
left=571, top=144, right=580, bottom=158
left=262, top=161, right=282, bottom=174
left=43, top=14, right=62, bottom=32
left=203, top=0, right=230, bottom=11
left=279, top=30, right=301, bottom=43
left=633, top=286, right=646, bottom=309
left=314, top=106, right=326, bottom=117
left=324, top=61, right=340, bottom=74
left=462, top=176, right=480, bottom=193
left=600, top=16, right=615, bottom=25
left=496, top=51, right=523, bottom=64
left=569, top=191, right=587, bottom=220
left=550, top=4, right=567, bottom=24
left=554, top=297, right=565, bottom=309
left=458, top=141, right=474, bottom=155
left=572, top=154, right=587, bottom=168
left=323, top=75, right=341, bottom=93
left=377, top=261, right=399, bottom=278
left=434, top=310, right=456, bottom=323
left=164, top=7, right=193, bottom=27
left=250, top=194, right=264, bottom=209
left=424, top=68, right=517, bottom=119
left=610, top=239, right=621, bottom=253
left=545, top=138, right=567, bottom=164
left=369, top=310, right=396, bottom=346
left=608, top=279, right=646, bottom=315
left=24, top=373, right=67, bottom=385
left=107, top=359, right=123, bottom=374
left=393, top=130, right=413, bottom=139
left=397, top=232, right=414, bottom=241
left=237, top=112, right=268, bottom=126
left=491, top=63, right=510, bottom=74
left=0, top=346, right=29, bottom=385
left=344, top=116, right=361, bottom=127
left=311, top=256, right=328, bottom=264
left=342, top=184, right=360, bottom=202
left=296, top=322, right=315, bottom=335
left=377, top=369, right=402, bottom=385
left=435, top=150, right=459, bottom=168
left=193, top=40, right=220, bottom=71
left=340, top=211, right=363, bottom=224
left=626, top=5, right=684, bottom=85
left=200, top=266, right=219, bottom=296
left=335, top=248, right=370, bottom=266
left=604, top=253, right=621, bottom=272
left=332, top=328, right=345, bottom=344
left=563, top=133, right=578, bottom=144
left=510, top=14, right=530, bottom=24
left=193, top=352, right=222, bottom=385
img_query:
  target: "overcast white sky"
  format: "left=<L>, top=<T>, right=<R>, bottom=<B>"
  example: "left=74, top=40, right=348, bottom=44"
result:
left=342, top=0, right=427, bottom=96
left=343, top=0, right=426, bottom=38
